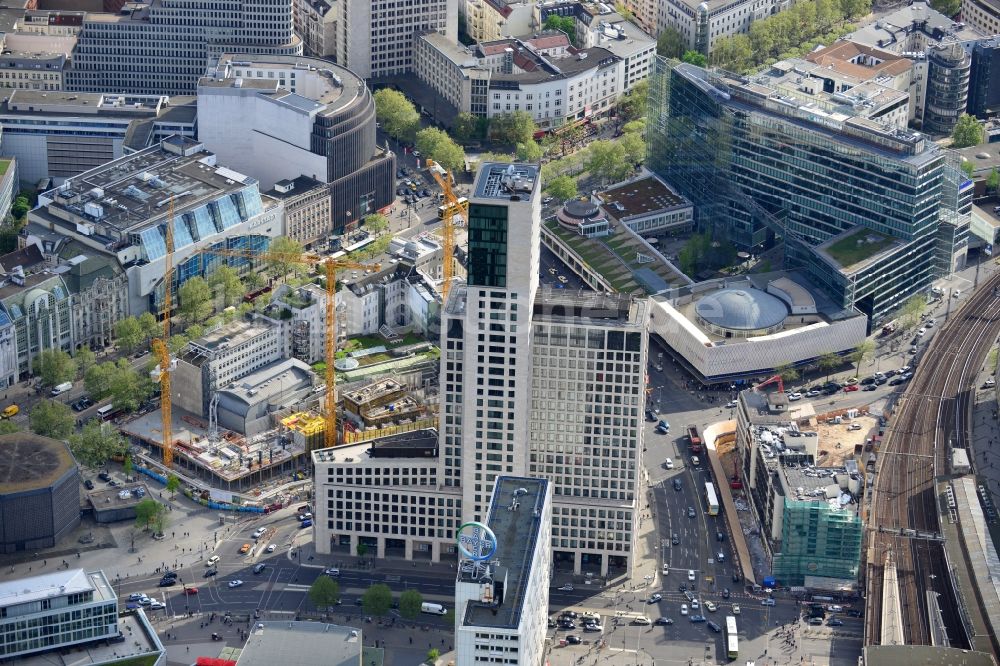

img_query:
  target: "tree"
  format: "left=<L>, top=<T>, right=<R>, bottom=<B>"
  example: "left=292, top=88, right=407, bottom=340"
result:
left=70, top=420, right=128, bottom=466
left=36, top=349, right=76, bottom=387
left=586, top=140, right=631, bottom=184
left=896, top=294, right=926, bottom=329
left=543, top=15, right=577, bottom=45
left=840, top=0, right=871, bottom=19
left=84, top=362, right=114, bottom=400
left=209, top=265, right=244, bottom=308
left=178, top=277, right=213, bottom=324
left=114, top=317, right=144, bottom=353
left=356, top=542, right=369, bottom=558
left=986, top=167, right=999, bottom=194
left=363, top=213, right=390, bottom=236
left=426, top=648, right=441, bottom=665
left=134, top=498, right=166, bottom=531
left=618, top=80, right=648, bottom=122
left=516, top=141, right=543, bottom=163
left=185, top=323, right=204, bottom=340
left=138, top=311, right=160, bottom=341
left=622, top=119, right=646, bottom=135
left=11, top=198, right=28, bottom=220
left=621, top=131, right=646, bottom=166
left=929, top=0, right=960, bottom=16
left=399, top=589, right=424, bottom=619
left=545, top=174, right=577, bottom=201
left=29, top=400, right=74, bottom=439
left=849, top=340, right=875, bottom=376
left=309, top=576, right=341, bottom=611
left=452, top=112, right=486, bottom=144
left=711, top=34, right=753, bottom=73
left=168, top=334, right=190, bottom=354
left=817, top=352, right=841, bottom=380
left=681, top=50, right=707, bottom=66
left=75, top=346, right=96, bottom=379
left=362, top=583, right=393, bottom=616
left=266, top=236, right=306, bottom=279
left=0, top=420, right=19, bottom=435
left=656, top=26, right=686, bottom=58
left=166, top=474, right=180, bottom=498
left=749, top=21, right=777, bottom=60
left=961, top=160, right=975, bottom=178
left=952, top=114, right=985, bottom=148
left=374, top=89, right=420, bottom=141
left=123, top=454, right=133, bottom=480
left=775, top=363, right=799, bottom=383
left=108, top=360, right=154, bottom=413
left=415, top=127, right=466, bottom=174
left=488, top=111, right=537, bottom=146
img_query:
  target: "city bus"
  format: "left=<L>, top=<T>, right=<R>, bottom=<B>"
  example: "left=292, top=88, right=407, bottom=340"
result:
left=705, top=481, right=720, bottom=516
left=437, top=197, right=468, bottom=220
left=725, top=616, right=738, bottom=659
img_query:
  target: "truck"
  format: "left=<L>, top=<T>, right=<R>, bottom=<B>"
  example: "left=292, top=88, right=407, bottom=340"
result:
left=421, top=602, right=447, bottom=615
left=50, top=382, right=73, bottom=396
left=881, top=320, right=897, bottom=336
left=687, top=425, right=703, bottom=454
left=1, top=404, right=18, bottom=419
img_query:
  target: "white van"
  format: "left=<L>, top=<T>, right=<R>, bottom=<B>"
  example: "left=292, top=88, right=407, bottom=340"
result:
left=631, top=616, right=651, bottom=625
left=50, top=382, right=72, bottom=396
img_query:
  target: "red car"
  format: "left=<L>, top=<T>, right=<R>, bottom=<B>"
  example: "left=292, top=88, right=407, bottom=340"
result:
left=843, top=385, right=859, bottom=392
left=184, top=587, right=198, bottom=595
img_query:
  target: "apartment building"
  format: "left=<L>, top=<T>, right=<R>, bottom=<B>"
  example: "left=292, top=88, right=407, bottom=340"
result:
left=0, top=52, right=67, bottom=92
left=655, top=0, right=791, bottom=55
left=462, top=0, right=534, bottom=43
left=0, top=90, right=197, bottom=185
left=455, top=476, right=552, bottom=666
left=963, top=0, right=1000, bottom=36
left=266, top=177, right=332, bottom=248
left=337, top=0, right=457, bottom=79
left=968, top=36, right=1000, bottom=119
left=66, top=0, right=302, bottom=95
left=293, top=0, right=336, bottom=57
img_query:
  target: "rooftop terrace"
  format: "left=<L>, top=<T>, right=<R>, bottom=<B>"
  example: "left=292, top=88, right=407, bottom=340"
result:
left=597, top=174, right=689, bottom=219
left=473, top=162, right=539, bottom=200
left=816, top=226, right=904, bottom=272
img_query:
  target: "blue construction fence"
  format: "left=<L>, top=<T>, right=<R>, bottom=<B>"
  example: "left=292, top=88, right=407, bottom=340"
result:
left=135, top=465, right=265, bottom=514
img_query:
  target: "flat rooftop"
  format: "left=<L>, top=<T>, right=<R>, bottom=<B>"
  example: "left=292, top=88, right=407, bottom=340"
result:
left=313, top=428, right=439, bottom=464
left=463, top=477, right=549, bottom=629
left=16, top=611, right=164, bottom=666
left=473, top=162, right=539, bottom=200
left=815, top=226, right=905, bottom=273
left=740, top=389, right=817, bottom=425
left=0, top=433, right=76, bottom=494
left=88, top=483, right=151, bottom=510
left=219, top=358, right=316, bottom=407
left=188, top=320, right=275, bottom=355
left=343, top=378, right=406, bottom=406
left=597, top=174, right=690, bottom=219
left=0, top=569, right=113, bottom=609
left=236, top=621, right=362, bottom=666
left=845, top=1, right=987, bottom=49
left=533, top=287, right=646, bottom=325
left=1, top=90, right=172, bottom=116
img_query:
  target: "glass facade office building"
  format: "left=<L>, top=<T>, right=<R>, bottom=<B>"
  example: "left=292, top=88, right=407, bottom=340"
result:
left=647, top=58, right=969, bottom=324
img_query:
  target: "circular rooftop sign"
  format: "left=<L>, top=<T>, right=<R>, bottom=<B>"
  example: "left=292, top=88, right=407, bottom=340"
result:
left=456, top=521, right=497, bottom=561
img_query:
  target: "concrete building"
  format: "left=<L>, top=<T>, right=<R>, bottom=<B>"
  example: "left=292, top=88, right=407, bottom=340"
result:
left=0, top=156, right=16, bottom=221
left=174, top=319, right=284, bottom=420
left=594, top=169, right=694, bottom=236
left=198, top=54, right=394, bottom=233
left=415, top=30, right=635, bottom=129
left=293, top=0, right=336, bottom=58
left=342, top=377, right=427, bottom=429
left=648, top=59, right=972, bottom=326
left=0, top=90, right=197, bottom=185
left=963, top=0, right=1000, bottom=37
left=88, top=483, right=152, bottom=523
left=0, top=569, right=117, bottom=658
left=0, top=255, right=74, bottom=379
left=27, top=136, right=284, bottom=316
left=0, top=433, right=79, bottom=554
left=844, top=2, right=987, bottom=133
left=574, top=8, right=657, bottom=91
left=455, top=476, right=551, bottom=666
left=337, top=0, right=457, bottom=80
left=215, top=357, right=317, bottom=437
left=649, top=273, right=868, bottom=383
left=735, top=391, right=864, bottom=588
left=968, top=36, right=1000, bottom=119
left=263, top=283, right=330, bottom=363
left=462, top=0, right=534, bottom=43
left=653, top=0, right=791, bottom=55
left=266, top=177, right=331, bottom=248
left=235, top=621, right=363, bottom=666
left=65, top=0, right=302, bottom=95
left=16, top=10, right=86, bottom=37
left=0, top=51, right=68, bottom=92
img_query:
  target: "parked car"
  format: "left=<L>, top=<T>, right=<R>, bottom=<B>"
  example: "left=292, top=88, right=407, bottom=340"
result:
left=864, top=384, right=877, bottom=391
left=148, top=601, right=165, bottom=610
left=663, top=458, right=674, bottom=469
left=84, top=479, right=95, bottom=490
left=843, top=384, right=859, bottom=392
left=645, top=409, right=657, bottom=422
left=787, top=392, right=802, bottom=401
left=583, top=623, right=603, bottom=633
left=566, top=635, right=582, bottom=644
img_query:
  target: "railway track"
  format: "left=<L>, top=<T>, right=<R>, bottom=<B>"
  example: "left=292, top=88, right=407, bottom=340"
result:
left=865, top=276, right=1000, bottom=649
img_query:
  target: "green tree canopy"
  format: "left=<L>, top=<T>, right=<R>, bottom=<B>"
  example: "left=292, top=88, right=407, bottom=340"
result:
left=0, top=420, right=19, bottom=435
left=266, top=236, right=306, bottom=278
left=682, top=50, right=707, bottom=66
left=108, top=359, right=155, bottom=413
left=987, top=167, right=1000, bottom=194
left=895, top=294, right=927, bottom=329
left=545, top=174, right=577, bottom=201
left=620, top=131, right=646, bottom=166
left=775, top=362, right=800, bottom=383
left=656, top=26, right=687, bottom=58
left=209, top=265, right=245, bottom=308
left=398, top=589, right=424, bottom=619
left=362, top=583, right=393, bottom=616
left=617, top=80, right=648, bottom=122
left=849, top=339, right=875, bottom=376
left=134, top=498, right=166, bottom=531
left=415, top=127, right=466, bottom=174
left=817, top=351, right=841, bottom=380
left=488, top=111, right=537, bottom=146
left=178, top=277, right=213, bottom=324
left=929, top=0, right=960, bottom=16
left=36, top=349, right=76, bottom=387
left=543, top=15, right=577, bottom=45
left=711, top=34, right=754, bottom=72
left=622, top=119, right=646, bottom=135
left=363, top=213, right=390, bottom=235
left=84, top=362, right=114, bottom=400
left=75, top=346, right=96, bottom=379
left=168, top=334, right=190, bottom=354
left=452, top=112, right=486, bottom=143
left=138, top=311, right=160, bottom=341
left=309, top=576, right=341, bottom=610
left=586, top=140, right=632, bottom=184
left=374, top=88, right=420, bottom=141
left=515, top=140, right=543, bottom=163
left=952, top=114, right=985, bottom=148
left=166, top=474, right=181, bottom=497
left=70, top=420, right=128, bottom=467
left=114, top=317, right=144, bottom=353
left=29, top=400, right=74, bottom=439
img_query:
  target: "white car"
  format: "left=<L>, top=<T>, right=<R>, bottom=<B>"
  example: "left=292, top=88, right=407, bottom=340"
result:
left=691, top=599, right=700, bottom=610
left=704, top=601, right=717, bottom=612
left=726, top=400, right=738, bottom=408
left=252, top=527, right=266, bottom=539
left=148, top=601, right=166, bottom=610
left=787, top=392, right=802, bottom=401
left=558, top=584, right=574, bottom=591
left=206, top=556, right=220, bottom=567
left=732, top=604, right=741, bottom=615
left=917, top=328, right=926, bottom=336
left=761, top=598, right=776, bottom=606
left=266, top=543, right=277, bottom=553
left=228, top=580, right=244, bottom=588
left=687, top=569, right=696, bottom=581
left=680, top=604, right=689, bottom=615
left=664, top=457, right=674, bottom=469
left=805, top=390, right=820, bottom=397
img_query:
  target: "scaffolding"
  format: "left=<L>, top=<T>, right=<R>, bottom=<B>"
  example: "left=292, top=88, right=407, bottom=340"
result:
left=772, top=497, right=864, bottom=585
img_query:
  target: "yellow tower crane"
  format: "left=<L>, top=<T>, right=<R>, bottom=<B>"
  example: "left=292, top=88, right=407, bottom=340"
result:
left=151, top=198, right=177, bottom=466
left=201, top=247, right=377, bottom=450
left=425, top=160, right=467, bottom=302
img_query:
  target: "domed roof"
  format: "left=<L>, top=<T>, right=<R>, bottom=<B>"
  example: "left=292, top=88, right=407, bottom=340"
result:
left=563, top=199, right=600, bottom=219
left=695, top=288, right=788, bottom=331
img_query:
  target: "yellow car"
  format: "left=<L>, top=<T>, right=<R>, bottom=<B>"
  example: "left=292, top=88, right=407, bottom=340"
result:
left=1, top=404, right=18, bottom=419
left=239, top=543, right=251, bottom=554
